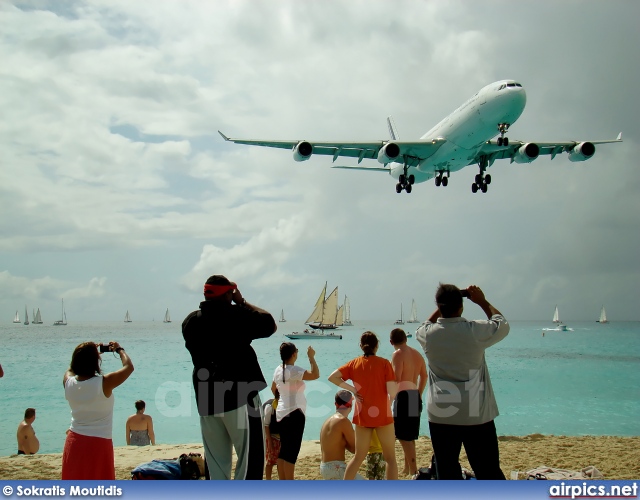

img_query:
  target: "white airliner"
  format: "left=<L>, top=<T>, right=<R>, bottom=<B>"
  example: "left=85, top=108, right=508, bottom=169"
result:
left=219, top=80, right=622, bottom=194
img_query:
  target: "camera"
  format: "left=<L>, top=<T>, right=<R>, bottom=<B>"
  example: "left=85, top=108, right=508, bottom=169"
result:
left=460, top=290, right=470, bottom=298
left=99, top=344, right=111, bottom=353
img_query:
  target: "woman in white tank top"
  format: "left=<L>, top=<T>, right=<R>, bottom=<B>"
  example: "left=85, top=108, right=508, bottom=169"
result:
left=61, top=341, right=134, bottom=480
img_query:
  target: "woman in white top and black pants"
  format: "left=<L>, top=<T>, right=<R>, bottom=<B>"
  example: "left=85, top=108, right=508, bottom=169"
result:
left=271, top=342, right=319, bottom=480
left=62, top=341, right=134, bottom=480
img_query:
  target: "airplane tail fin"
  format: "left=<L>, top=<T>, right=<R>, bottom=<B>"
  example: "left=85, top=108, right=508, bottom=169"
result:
left=387, top=116, right=400, bottom=141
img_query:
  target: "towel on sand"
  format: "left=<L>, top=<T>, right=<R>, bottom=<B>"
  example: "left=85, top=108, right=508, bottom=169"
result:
left=526, top=466, right=604, bottom=480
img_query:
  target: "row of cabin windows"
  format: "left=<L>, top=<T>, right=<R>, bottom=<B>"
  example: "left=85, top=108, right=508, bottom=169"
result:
left=498, top=83, right=522, bottom=90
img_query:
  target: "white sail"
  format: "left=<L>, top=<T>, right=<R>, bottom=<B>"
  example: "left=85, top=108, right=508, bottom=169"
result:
left=163, top=308, right=171, bottom=323
left=13, top=310, right=20, bottom=323
left=24, top=306, right=29, bottom=325
left=279, top=309, right=287, bottom=322
left=34, top=308, right=43, bottom=324
left=124, top=310, right=132, bottom=322
left=306, top=282, right=327, bottom=325
left=53, top=298, right=67, bottom=325
left=322, top=287, right=339, bottom=326
left=552, top=305, right=560, bottom=323
left=343, top=296, right=352, bottom=326
left=598, top=306, right=608, bottom=323
left=407, top=299, right=419, bottom=323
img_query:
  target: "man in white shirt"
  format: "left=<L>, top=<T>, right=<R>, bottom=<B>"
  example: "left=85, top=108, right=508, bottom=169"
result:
left=416, top=284, right=509, bottom=480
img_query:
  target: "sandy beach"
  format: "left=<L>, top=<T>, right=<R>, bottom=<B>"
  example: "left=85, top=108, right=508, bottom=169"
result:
left=1, top=435, right=638, bottom=480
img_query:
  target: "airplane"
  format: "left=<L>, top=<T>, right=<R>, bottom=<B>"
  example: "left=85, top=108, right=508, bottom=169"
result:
left=218, top=80, right=622, bottom=194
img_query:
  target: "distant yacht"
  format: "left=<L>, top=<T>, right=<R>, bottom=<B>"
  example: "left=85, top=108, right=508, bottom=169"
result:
left=33, top=308, right=43, bottom=324
left=407, top=299, right=419, bottom=323
left=306, top=282, right=343, bottom=330
left=163, top=308, right=171, bottom=323
left=394, top=304, right=404, bottom=325
left=553, top=305, right=561, bottom=323
left=53, top=298, right=67, bottom=326
left=342, top=296, right=353, bottom=326
left=13, top=310, right=20, bottom=323
left=279, top=309, right=287, bottom=322
left=124, top=310, right=132, bottom=323
left=24, top=306, right=29, bottom=325
left=597, top=305, right=608, bottom=324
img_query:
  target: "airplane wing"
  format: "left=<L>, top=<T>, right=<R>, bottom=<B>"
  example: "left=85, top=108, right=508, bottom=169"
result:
left=218, top=131, right=445, bottom=165
left=474, top=133, right=622, bottom=165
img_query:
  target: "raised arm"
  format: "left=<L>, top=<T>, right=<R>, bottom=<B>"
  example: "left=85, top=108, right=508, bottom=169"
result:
left=102, top=342, right=134, bottom=397
left=466, top=285, right=502, bottom=319
left=302, top=346, right=320, bottom=381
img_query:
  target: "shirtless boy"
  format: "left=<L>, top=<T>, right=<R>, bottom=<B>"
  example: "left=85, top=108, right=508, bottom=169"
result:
left=17, top=408, right=40, bottom=455
left=390, top=328, right=427, bottom=476
left=319, top=390, right=364, bottom=480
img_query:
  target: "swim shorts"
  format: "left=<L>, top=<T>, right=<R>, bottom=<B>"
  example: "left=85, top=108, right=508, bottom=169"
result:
left=393, top=389, right=422, bottom=441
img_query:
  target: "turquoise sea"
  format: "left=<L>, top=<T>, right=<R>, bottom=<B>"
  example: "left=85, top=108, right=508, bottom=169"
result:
left=1, top=319, right=639, bottom=457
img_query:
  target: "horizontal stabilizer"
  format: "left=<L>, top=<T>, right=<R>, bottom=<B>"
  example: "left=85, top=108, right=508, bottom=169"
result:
left=332, top=165, right=390, bottom=172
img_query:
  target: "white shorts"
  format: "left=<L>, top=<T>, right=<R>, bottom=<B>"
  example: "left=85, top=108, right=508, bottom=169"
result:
left=320, top=461, right=365, bottom=480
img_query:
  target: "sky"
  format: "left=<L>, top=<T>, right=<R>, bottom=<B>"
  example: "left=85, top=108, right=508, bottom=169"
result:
left=1, top=0, right=638, bottom=324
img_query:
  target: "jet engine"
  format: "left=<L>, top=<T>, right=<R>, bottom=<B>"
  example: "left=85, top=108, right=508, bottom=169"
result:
left=377, top=142, right=401, bottom=165
left=568, top=141, right=595, bottom=162
left=513, top=143, right=540, bottom=164
left=292, top=141, right=313, bottom=162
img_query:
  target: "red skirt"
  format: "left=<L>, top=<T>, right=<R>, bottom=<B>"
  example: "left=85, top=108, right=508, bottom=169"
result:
left=62, top=430, right=115, bottom=480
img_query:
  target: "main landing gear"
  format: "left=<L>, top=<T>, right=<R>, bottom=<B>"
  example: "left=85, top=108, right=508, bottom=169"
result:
left=472, top=156, right=491, bottom=194
left=396, top=173, right=415, bottom=193
left=395, top=158, right=415, bottom=194
left=434, top=171, right=449, bottom=187
left=497, top=123, right=510, bottom=146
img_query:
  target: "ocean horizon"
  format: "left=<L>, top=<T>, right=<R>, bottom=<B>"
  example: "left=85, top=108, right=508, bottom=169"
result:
left=2, top=319, right=639, bottom=456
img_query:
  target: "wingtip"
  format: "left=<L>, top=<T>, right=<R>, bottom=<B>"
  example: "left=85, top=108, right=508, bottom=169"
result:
left=218, top=130, right=230, bottom=141
left=617, top=132, right=622, bottom=141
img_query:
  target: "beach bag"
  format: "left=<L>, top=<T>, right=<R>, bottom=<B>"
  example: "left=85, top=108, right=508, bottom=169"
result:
left=413, top=454, right=438, bottom=480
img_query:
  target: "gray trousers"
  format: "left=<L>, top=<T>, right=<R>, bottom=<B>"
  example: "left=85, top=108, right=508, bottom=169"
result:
left=200, top=394, right=265, bottom=480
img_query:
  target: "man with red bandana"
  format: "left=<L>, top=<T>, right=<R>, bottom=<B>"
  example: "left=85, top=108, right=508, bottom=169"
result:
left=182, top=275, right=277, bottom=480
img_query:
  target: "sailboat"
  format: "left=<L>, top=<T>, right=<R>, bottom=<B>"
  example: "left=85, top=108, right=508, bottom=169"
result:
left=33, top=308, right=43, bottom=324
left=305, top=282, right=342, bottom=330
left=163, top=308, right=171, bottom=323
left=549, top=305, right=568, bottom=331
left=124, top=310, right=132, bottom=322
left=597, top=306, right=608, bottom=323
left=279, top=309, right=287, bottom=322
left=53, top=298, right=67, bottom=326
left=24, top=306, right=29, bottom=325
left=342, top=296, right=353, bottom=326
left=407, top=299, right=419, bottom=323
left=394, top=304, right=404, bottom=325
left=13, top=310, right=20, bottom=323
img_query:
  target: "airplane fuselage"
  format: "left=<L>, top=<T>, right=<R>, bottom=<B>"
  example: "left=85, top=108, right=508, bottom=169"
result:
left=389, top=80, right=527, bottom=183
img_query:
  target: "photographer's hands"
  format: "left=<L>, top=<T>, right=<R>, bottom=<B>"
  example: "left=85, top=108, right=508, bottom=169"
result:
left=466, top=285, right=502, bottom=319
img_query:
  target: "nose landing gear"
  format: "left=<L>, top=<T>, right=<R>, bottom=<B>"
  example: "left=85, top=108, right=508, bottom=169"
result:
left=497, top=123, right=510, bottom=146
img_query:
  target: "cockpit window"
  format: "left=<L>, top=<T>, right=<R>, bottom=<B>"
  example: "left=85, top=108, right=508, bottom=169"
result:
left=515, top=83, right=522, bottom=87
left=498, top=84, right=506, bottom=90
left=507, top=83, right=516, bottom=87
